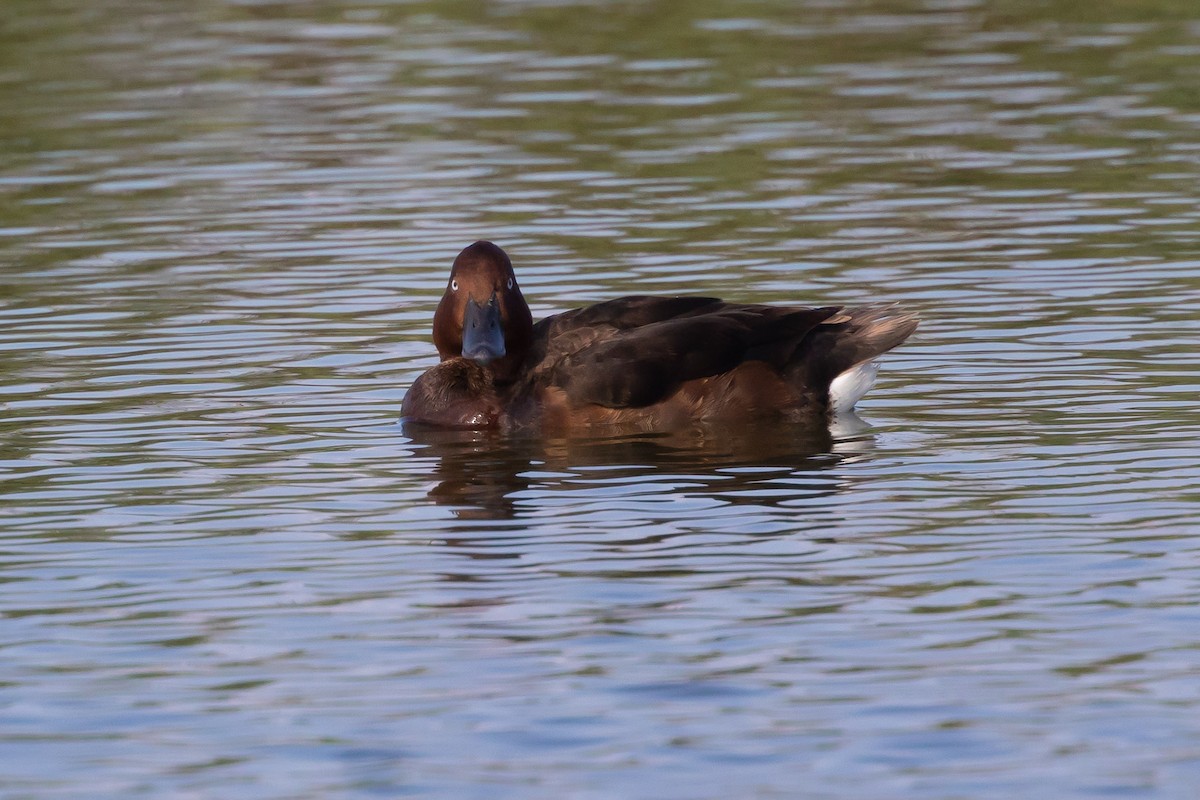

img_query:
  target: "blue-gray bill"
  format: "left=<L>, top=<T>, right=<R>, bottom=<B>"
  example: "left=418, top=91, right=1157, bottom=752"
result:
left=461, top=292, right=506, bottom=364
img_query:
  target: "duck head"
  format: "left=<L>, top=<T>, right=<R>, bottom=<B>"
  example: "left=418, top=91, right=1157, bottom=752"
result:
left=433, top=241, right=534, bottom=383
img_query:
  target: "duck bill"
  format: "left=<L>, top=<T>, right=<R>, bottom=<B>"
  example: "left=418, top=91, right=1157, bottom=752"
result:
left=461, top=293, right=506, bottom=365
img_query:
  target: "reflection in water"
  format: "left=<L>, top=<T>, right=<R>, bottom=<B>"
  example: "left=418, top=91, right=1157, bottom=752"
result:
left=407, top=417, right=875, bottom=521
left=415, top=427, right=530, bottom=520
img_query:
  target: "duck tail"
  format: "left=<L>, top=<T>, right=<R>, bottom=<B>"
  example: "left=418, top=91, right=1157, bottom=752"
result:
left=788, top=304, right=919, bottom=413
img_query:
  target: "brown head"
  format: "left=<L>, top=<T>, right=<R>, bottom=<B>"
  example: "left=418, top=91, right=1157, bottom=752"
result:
left=432, top=241, right=534, bottom=383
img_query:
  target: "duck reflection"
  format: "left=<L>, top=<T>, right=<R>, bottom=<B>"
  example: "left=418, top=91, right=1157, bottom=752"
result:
left=405, top=415, right=879, bottom=522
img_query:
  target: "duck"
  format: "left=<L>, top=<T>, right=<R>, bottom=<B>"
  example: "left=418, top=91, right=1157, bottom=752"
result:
left=401, top=241, right=918, bottom=431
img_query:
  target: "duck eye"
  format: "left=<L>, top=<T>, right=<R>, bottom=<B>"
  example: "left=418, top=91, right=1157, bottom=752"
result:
left=507, top=278, right=513, bottom=290
left=451, top=279, right=459, bottom=291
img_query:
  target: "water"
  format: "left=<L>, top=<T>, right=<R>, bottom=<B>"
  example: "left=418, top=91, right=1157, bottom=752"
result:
left=3, top=0, right=1200, bottom=797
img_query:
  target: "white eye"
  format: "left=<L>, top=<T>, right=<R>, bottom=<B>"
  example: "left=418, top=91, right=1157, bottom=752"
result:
left=451, top=279, right=458, bottom=291
left=506, top=278, right=513, bottom=289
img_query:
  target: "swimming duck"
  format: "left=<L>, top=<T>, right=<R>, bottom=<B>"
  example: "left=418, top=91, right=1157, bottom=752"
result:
left=401, top=241, right=918, bottom=431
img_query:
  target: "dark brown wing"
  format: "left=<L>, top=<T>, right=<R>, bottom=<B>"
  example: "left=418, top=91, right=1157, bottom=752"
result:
left=533, top=296, right=725, bottom=339
left=521, top=296, right=726, bottom=380
left=539, top=303, right=841, bottom=409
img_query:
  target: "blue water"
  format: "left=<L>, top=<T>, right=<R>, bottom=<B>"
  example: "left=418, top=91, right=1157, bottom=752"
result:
left=2, top=1, right=1199, bottom=797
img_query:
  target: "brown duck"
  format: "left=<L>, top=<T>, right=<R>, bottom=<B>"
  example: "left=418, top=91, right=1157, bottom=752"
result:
left=402, top=241, right=918, bottom=431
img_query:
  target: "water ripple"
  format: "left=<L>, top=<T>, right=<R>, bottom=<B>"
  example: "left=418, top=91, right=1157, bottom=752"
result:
left=3, top=1, right=1200, bottom=798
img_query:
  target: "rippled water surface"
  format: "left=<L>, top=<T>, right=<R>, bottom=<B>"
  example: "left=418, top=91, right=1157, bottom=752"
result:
left=3, top=0, right=1200, bottom=797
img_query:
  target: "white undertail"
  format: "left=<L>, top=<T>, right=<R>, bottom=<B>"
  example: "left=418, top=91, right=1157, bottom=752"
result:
left=828, top=360, right=879, bottom=415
